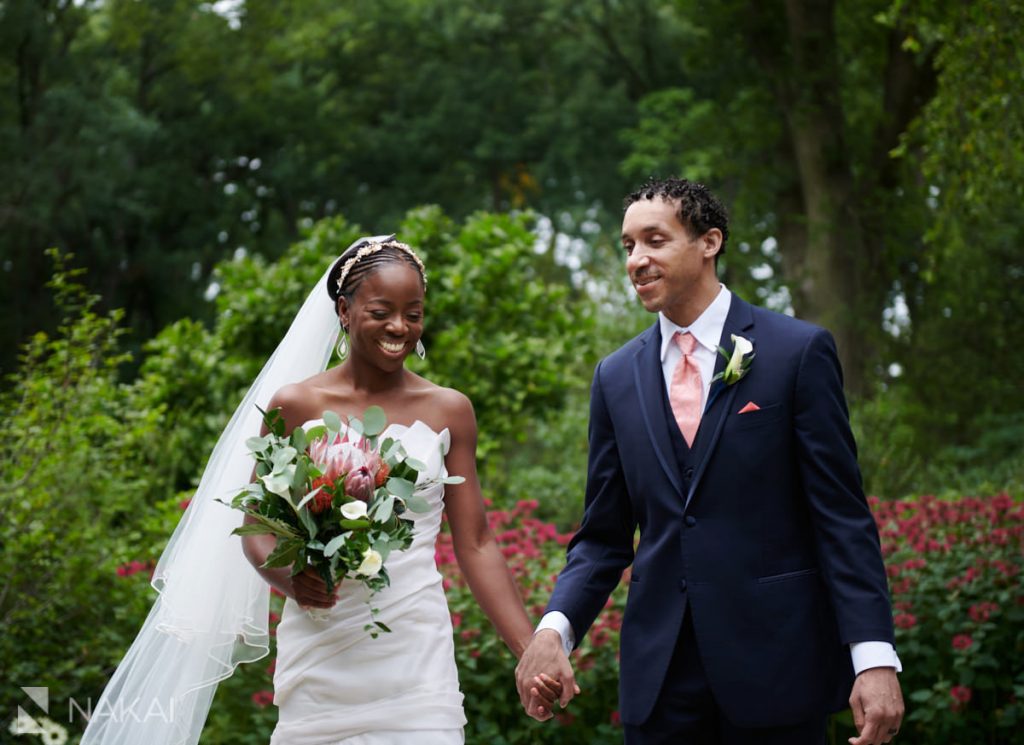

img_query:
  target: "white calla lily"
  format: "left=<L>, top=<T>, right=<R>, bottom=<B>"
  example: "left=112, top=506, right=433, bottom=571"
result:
left=717, top=334, right=755, bottom=385
left=340, top=501, right=368, bottom=520
left=356, top=548, right=383, bottom=577
left=260, top=466, right=296, bottom=497
left=731, top=334, right=753, bottom=357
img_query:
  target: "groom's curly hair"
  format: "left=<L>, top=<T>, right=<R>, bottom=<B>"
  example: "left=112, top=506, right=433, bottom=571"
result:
left=624, top=177, right=730, bottom=257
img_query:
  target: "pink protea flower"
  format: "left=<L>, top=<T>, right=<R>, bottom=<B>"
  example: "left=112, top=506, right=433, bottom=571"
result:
left=344, top=466, right=375, bottom=502
left=308, top=432, right=368, bottom=484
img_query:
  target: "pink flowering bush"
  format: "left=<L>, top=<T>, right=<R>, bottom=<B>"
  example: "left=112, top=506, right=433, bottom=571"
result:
left=105, top=492, right=1024, bottom=744
left=867, top=492, right=1024, bottom=743
left=437, top=499, right=627, bottom=744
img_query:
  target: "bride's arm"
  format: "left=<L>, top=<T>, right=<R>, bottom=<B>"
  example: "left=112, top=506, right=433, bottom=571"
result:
left=240, top=386, right=337, bottom=608
left=442, top=391, right=535, bottom=659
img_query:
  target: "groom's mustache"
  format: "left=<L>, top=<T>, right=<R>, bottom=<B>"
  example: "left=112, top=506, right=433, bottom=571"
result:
left=631, top=269, right=661, bottom=283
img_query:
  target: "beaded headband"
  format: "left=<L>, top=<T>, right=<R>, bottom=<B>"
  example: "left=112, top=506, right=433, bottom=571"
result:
left=335, top=239, right=427, bottom=293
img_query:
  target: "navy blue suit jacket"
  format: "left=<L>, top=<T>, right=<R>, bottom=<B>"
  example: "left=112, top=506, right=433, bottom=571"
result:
left=547, top=295, right=894, bottom=727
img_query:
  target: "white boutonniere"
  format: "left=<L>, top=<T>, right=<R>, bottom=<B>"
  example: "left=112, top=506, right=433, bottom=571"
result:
left=713, top=334, right=755, bottom=386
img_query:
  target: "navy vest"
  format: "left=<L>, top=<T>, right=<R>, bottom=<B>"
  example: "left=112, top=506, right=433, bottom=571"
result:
left=659, top=378, right=703, bottom=491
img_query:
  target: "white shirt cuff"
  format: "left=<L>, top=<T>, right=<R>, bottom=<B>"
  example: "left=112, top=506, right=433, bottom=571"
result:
left=850, top=641, right=902, bottom=675
left=536, top=612, right=575, bottom=656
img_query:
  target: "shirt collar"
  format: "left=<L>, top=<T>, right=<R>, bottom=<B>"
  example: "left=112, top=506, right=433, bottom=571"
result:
left=659, top=285, right=733, bottom=362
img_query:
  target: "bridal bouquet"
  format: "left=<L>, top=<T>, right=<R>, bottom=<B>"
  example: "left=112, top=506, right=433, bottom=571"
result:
left=226, top=406, right=460, bottom=631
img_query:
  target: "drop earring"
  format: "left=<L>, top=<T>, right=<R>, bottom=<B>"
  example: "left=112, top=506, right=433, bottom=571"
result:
left=415, top=339, right=426, bottom=360
left=336, top=328, right=350, bottom=360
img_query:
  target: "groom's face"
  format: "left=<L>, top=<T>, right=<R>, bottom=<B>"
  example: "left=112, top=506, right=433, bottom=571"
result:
left=622, top=197, right=712, bottom=316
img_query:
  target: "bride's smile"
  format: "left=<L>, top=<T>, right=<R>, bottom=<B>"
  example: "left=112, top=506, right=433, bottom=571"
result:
left=377, top=338, right=407, bottom=355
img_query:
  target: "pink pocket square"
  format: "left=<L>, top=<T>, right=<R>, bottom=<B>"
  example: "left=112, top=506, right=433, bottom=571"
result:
left=737, top=401, right=761, bottom=414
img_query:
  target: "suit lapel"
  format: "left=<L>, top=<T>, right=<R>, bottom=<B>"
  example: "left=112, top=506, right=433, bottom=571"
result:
left=684, top=296, right=756, bottom=512
left=632, top=324, right=684, bottom=498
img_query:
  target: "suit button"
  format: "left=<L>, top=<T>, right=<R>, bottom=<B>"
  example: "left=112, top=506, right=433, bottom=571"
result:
left=685, top=516, right=697, bottom=527
left=684, top=466, right=695, bottom=480
left=679, top=579, right=688, bottom=591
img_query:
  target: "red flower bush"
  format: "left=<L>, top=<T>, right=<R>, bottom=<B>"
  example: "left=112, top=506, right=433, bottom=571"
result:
left=951, top=633, right=974, bottom=651
left=871, top=492, right=1023, bottom=743
left=950, top=685, right=973, bottom=712
left=436, top=499, right=626, bottom=744
left=250, top=689, right=274, bottom=708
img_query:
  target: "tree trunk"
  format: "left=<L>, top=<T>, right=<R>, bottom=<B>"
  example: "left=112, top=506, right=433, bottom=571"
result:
left=778, top=0, right=871, bottom=395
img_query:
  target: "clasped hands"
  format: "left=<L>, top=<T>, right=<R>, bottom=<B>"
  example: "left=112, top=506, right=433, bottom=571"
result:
left=514, top=629, right=580, bottom=721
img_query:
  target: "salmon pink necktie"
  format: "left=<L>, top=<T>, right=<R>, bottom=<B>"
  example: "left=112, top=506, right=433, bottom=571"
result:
left=670, top=331, right=702, bottom=447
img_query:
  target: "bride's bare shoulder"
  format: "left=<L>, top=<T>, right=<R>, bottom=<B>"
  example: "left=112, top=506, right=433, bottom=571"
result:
left=410, top=376, right=475, bottom=428
left=267, top=372, right=338, bottom=431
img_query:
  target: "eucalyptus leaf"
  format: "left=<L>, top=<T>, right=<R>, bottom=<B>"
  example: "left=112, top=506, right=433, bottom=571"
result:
left=305, top=424, right=327, bottom=442
left=290, top=426, right=307, bottom=452
left=323, top=533, right=348, bottom=557
left=362, top=405, right=387, bottom=437
left=347, top=416, right=364, bottom=437
left=386, top=477, right=415, bottom=499
left=245, top=436, right=269, bottom=452
left=322, top=410, right=342, bottom=432
left=271, top=446, right=298, bottom=470
left=402, top=494, right=431, bottom=513
left=404, top=457, right=428, bottom=472
left=374, top=495, right=395, bottom=522
left=442, top=475, right=466, bottom=485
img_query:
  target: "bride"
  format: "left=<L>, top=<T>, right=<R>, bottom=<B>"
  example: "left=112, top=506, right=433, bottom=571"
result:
left=80, top=236, right=558, bottom=745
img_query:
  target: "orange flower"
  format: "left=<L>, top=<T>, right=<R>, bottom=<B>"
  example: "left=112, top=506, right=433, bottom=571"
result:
left=375, top=461, right=390, bottom=488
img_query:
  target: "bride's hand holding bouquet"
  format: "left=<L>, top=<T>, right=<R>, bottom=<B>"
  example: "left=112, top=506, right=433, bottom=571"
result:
left=226, top=404, right=461, bottom=630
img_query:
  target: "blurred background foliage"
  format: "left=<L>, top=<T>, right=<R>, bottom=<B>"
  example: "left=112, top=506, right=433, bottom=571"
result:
left=1, top=0, right=1022, bottom=742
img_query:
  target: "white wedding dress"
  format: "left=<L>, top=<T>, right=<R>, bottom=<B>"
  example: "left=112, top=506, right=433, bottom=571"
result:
left=270, top=420, right=466, bottom=744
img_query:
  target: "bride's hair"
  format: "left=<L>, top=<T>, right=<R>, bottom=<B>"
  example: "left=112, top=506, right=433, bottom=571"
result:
left=327, top=238, right=426, bottom=311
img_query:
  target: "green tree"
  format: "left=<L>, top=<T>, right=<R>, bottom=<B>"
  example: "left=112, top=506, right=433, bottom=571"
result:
left=621, top=0, right=948, bottom=394
left=1, top=0, right=678, bottom=377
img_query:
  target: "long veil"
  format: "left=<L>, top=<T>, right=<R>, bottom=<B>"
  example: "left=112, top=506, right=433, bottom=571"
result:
left=80, top=261, right=341, bottom=745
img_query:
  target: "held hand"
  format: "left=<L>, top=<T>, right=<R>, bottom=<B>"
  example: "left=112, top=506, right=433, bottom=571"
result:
left=529, top=674, right=563, bottom=713
left=848, top=667, right=904, bottom=745
left=515, top=629, right=579, bottom=721
left=291, top=566, right=338, bottom=609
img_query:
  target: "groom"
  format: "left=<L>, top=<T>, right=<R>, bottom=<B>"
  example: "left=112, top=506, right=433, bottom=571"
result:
left=516, top=178, right=904, bottom=744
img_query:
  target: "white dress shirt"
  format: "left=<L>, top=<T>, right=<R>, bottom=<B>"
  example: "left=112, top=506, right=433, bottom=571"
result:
left=537, top=285, right=901, bottom=675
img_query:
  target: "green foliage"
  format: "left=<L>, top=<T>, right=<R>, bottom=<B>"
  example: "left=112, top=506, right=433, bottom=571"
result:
left=0, top=250, right=175, bottom=731
left=854, top=391, right=1024, bottom=500
left=405, top=207, right=598, bottom=458
left=888, top=0, right=1024, bottom=460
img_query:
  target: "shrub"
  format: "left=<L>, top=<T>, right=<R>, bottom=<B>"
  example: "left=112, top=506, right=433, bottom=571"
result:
left=0, top=252, right=174, bottom=738
left=868, top=492, right=1024, bottom=743
left=437, top=499, right=626, bottom=744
